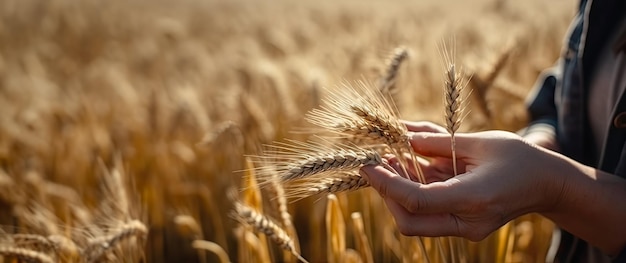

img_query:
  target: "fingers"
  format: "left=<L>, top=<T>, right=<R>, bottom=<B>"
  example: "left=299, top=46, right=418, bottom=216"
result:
left=402, top=121, right=447, bottom=133
left=360, top=165, right=465, bottom=214
left=409, top=132, right=474, bottom=158
left=386, top=154, right=454, bottom=183
left=384, top=199, right=461, bottom=237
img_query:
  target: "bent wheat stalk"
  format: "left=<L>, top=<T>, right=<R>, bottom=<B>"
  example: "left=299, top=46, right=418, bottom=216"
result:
left=192, top=240, right=231, bottom=263
left=265, top=164, right=300, bottom=263
left=233, top=202, right=309, bottom=263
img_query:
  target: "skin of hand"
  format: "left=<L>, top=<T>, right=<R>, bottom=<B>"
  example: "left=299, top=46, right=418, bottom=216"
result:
left=360, top=121, right=626, bottom=256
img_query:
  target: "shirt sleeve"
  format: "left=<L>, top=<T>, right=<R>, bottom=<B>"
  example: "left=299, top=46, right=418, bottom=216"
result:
left=522, top=62, right=562, bottom=135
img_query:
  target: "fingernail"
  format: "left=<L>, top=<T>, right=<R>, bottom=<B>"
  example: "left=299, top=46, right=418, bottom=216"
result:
left=359, top=165, right=374, bottom=180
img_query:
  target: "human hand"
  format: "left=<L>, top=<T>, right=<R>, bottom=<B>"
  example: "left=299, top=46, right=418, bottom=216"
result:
left=394, top=121, right=467, bottom=182
left=360, top=130, right=565, bottom=241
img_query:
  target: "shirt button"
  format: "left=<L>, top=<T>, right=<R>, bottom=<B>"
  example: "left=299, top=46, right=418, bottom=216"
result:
left=614, top=112, right=626, bottom=128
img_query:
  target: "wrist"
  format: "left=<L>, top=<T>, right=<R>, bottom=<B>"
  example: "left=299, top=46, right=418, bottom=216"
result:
left=532, top=149, right=572, bottom=214
left=538, top=153, right=626, bottom=255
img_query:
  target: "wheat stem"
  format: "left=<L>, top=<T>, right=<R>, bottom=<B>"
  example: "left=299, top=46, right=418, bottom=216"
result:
left=192, top=240, right=231, bottom=263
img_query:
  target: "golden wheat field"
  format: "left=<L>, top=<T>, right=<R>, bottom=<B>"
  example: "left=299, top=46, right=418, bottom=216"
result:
left=0, top=0, right=577, bottom=262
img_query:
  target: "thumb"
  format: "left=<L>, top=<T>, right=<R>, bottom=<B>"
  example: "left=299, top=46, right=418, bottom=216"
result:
left=409, top=132, right=475, bottom=158
left=402, top=121, right=448, bottom=133
left=360, top=165, right=465, bottom=214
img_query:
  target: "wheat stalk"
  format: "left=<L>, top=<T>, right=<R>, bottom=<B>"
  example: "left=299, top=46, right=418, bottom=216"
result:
left=174, top=215, right=208, bottom=263
left=351, top=212, right=374, bottom=263
left=233, top=201, right=309, bottom=263
left=192, top=240, right=231, bottom=263
left=440, top=42, right=470, bottom=176
left=326, top=194, right=345, bottom=263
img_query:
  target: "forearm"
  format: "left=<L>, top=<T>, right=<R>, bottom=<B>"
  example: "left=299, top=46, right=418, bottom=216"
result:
left=540, top=151, right=626, bottom=256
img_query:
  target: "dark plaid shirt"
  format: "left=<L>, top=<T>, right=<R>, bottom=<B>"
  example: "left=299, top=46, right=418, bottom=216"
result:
left=526, top=0, right=626, bottom=262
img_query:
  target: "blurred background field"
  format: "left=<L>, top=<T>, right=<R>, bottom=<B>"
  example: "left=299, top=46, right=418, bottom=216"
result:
left=0, top=0, right=576, bottom=262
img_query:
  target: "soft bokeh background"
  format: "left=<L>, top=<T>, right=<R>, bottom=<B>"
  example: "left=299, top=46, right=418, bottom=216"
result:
left=0, top=0, right=576, bottom=262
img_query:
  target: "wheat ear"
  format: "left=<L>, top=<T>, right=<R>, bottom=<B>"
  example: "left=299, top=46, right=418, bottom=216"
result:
left=0, top=246, right=54, bottom=263
left=305, top=82, right=425, bottom=182
left=349, top=103, right=425, bottom=182
left=441, top=43, right=469, bottom=176
left=83, top=220, right=148, bottom=262
left=379, top=46, right=409, bottom=95
left=233, top=202, right=309, bottom=263
left=257, top=140, right=388, bottom=182
left=284, top=172, right=369, bottom=201
left=10, top=234, right=55, bottom=252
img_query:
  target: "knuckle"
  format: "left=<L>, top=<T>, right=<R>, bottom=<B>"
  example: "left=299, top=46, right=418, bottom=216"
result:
left=403, top=191, right=422, bottom=213
left=378, top=180, right=390, bottom=198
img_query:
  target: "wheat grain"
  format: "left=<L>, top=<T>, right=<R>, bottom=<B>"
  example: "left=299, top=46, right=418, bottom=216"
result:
left=233, top=202, right=309, bottom=263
